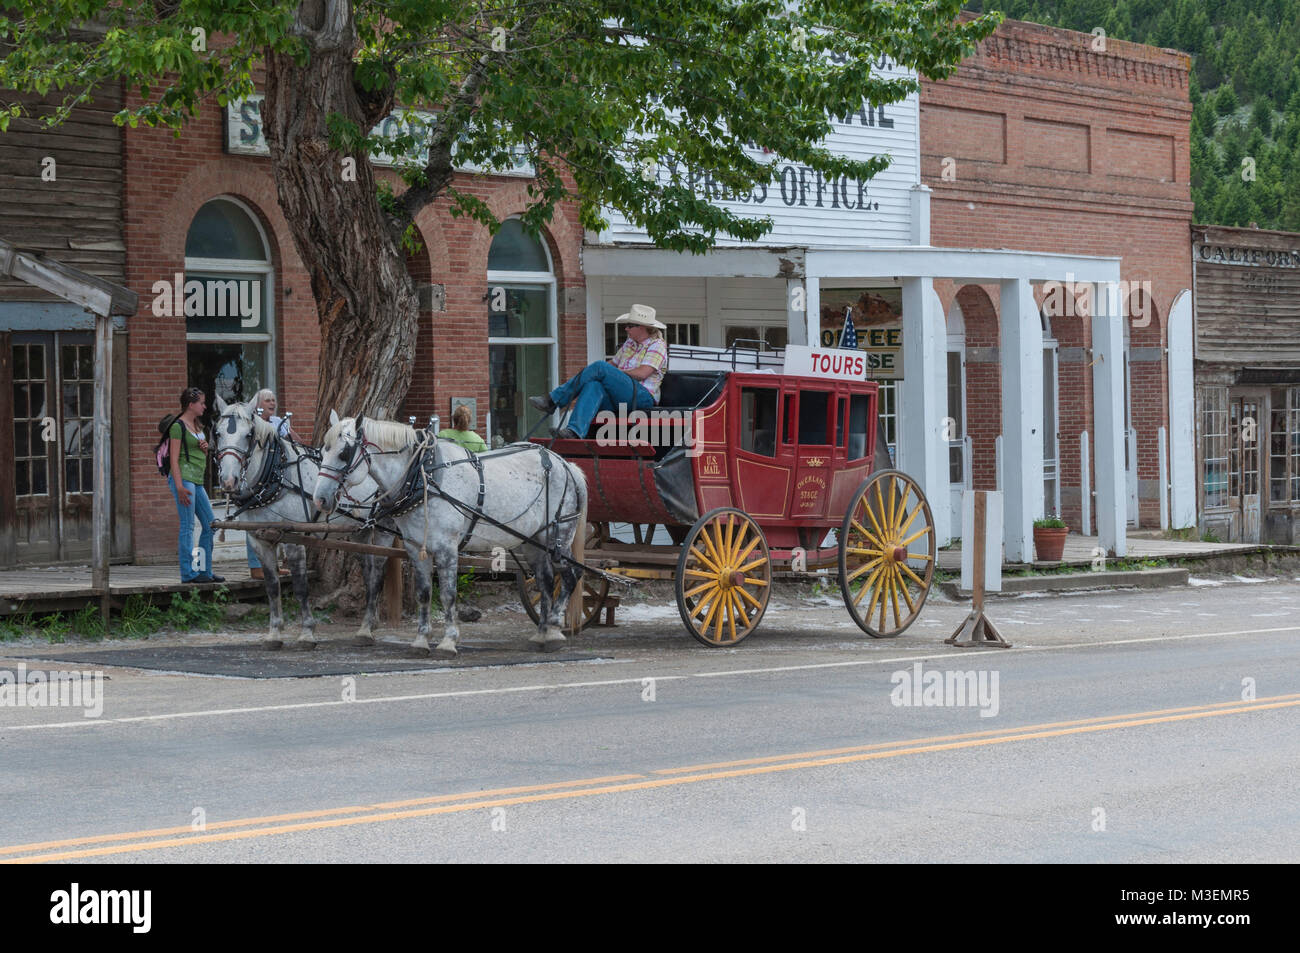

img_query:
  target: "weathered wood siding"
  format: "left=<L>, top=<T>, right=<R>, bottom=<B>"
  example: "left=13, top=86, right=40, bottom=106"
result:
left=1194, top=224, right=1300, bottom=363
left=0, top=85, right=125, bottom=301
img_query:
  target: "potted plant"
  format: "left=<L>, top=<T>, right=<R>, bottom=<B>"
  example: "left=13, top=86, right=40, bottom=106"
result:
left=1032, top=516, right=1069, bottom=562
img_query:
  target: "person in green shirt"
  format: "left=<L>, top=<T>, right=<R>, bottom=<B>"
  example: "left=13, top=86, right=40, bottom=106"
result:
left=437, top=404, right=488, bottom=453
left=168, top=386, right=223, bottom=584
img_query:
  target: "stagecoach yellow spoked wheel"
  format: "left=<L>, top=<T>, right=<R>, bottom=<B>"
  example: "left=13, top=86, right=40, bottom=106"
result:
left=838, top=469, right=935, bottom=638
left=676, top=507, right=772, bottom=647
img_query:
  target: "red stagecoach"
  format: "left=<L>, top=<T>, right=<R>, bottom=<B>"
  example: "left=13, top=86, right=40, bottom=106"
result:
left=523, top=344, right=937, bottom=646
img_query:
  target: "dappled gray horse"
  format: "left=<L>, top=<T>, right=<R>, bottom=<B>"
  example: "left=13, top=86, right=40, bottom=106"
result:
left=214, top=395, right=395, bottom=650
left=312, top=412, right=587, bottom=657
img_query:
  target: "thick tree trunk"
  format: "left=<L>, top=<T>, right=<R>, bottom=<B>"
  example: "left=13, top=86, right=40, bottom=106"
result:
left=262, top=32, right=419, bottom=432
left=259, top=1, right=422, bottom=599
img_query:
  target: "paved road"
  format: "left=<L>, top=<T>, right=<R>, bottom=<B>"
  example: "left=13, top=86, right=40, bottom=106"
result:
left=2, top=578, right=1298, bottom=862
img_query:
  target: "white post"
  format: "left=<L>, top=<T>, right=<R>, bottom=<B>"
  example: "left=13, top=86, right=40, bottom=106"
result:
left=585, top=276, right=604, bottom=362
left=1158, top=425, right=1169, bottom=530
left=995, top=434, right=1003, bottom=492
left=787, top=278, right=808, bottom=346
left=999, top=278, right=1043, bottom=563
left=1167, top=289, right=1197, bottom=528
left=1092, top=280, right=1128, bottom=557
left=963, top=435, right=973, bottom=490
left=901, top=276, right=949, bottom=546
left=1081, top=430, right=1092, bottom=537
left=909, top=184, right=931, bottom=246
left=803, top=276, right=821, bottom=349
left=91, top=313, right=113, bottom=609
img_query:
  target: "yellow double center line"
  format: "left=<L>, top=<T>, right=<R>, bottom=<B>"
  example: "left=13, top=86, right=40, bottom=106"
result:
left=6, top=693, right=1298, bottom=863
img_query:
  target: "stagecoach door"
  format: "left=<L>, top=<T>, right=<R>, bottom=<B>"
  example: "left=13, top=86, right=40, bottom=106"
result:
left=6, top=332, right=96, bottom=563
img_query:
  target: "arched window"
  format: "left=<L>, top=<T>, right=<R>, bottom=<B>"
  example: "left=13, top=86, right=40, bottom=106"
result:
left=486, top=219, right=556, bottom=446
left=184, top=197, right=275, bottom=419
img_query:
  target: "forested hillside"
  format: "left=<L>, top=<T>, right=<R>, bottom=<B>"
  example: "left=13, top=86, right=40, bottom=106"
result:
left=965, top=1, right=1300, bottom=230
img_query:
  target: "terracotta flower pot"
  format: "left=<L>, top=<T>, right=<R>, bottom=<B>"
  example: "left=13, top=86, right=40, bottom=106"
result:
left=1033, top=526, right=1069, bottom=562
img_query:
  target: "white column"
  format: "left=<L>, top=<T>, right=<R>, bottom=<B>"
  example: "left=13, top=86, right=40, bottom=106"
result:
left=585, top=276, right=604, bottom=362
left=909, top=184, right=931, bottom=246
left=1092, top=280, right=1128, bottom=556
left=1167, top=289, right=1196, bottom=528
left=999, top=277, right=1043, bottom=562
left=900, top=275, right=949, bottom=546
left=787, top=278, right=808, bottom=346
left=1080, top=430, right=1091, bottom=536
left=803, top=277, right=820, bottom=349
left=1158, top=425, right=1170, bottom=530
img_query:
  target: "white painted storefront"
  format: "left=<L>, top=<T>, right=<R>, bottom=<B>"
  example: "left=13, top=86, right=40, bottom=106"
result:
left=582, top=60, right=1141, bottom=560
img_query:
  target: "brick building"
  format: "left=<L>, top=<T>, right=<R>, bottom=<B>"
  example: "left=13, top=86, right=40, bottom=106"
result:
left=1, top=16, right=1198, bottom=568
left=120, top=91, right=589, bottom=564
left=922, top=18, right=1195, bottom=537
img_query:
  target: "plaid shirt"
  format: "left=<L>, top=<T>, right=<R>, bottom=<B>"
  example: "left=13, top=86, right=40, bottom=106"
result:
left=611, top=335, right=668, bottom=402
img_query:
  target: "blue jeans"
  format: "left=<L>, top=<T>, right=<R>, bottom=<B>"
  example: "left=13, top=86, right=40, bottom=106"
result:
left=246, top=539, right=262, bottom=570
left=550, top=361, right=656, bottom=437
left=169, top=476, right=215, bottom=581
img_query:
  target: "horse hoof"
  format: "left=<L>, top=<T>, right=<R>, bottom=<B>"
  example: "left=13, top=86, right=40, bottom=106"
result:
left=541, top=637, right=566, bottom=653
left=434, top=638, right=458, bottom=658
left=263, top=639, right=284, bottom=651
left=351, top=634, right=376, bottom=647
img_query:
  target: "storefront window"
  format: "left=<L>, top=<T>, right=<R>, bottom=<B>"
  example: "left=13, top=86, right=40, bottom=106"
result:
left=487, top=220, right=555, bottom=446
left=184, top=198, right=275, bottom=424
left=1199, top=387, right=1228, bottom=509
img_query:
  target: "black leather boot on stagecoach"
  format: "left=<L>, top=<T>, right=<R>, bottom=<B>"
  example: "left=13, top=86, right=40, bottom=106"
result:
left=528, top=394, right=556, bottom=414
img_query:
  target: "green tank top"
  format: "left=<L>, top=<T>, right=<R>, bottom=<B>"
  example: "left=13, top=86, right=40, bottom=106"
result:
left=168, top=420, right=208, bottom=485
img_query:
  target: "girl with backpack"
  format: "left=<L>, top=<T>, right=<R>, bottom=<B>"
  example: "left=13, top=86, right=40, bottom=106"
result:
left=165, top=386, right=224, bottom=584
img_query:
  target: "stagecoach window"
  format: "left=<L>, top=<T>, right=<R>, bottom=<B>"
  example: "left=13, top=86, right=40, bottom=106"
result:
left=836, top=398, right=847, bottom=447
left=740, top=387, right=777, bottom=457
left=798, top=391, right=831, bottom=445
left=847, top=393, right=870, bottom=461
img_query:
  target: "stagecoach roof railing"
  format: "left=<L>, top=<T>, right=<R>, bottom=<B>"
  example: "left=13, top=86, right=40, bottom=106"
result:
left=667, top=340, right=784, bottom=372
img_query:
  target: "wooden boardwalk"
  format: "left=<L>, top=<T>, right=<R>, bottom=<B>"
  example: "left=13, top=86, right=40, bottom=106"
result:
left=0, top=559, right=263, bottom=615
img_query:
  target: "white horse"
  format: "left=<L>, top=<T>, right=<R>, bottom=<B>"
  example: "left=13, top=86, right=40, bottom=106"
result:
left=213, top=395, right=396, bottom=650
left=311, top=412, right=587, bottom=657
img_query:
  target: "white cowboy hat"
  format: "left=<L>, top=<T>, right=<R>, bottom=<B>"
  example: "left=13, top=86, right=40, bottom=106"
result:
left=615, top=303, right=667, bottom=330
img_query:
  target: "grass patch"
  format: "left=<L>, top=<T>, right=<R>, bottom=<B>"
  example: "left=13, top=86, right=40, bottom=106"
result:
left=115, top=595, right=165, bottom=639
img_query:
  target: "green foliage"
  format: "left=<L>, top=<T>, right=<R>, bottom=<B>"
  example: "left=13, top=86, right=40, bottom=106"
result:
left=1033, top=516, right=1067, bottom=529
left=165, top=587, right=229, bottom=631
left=115, top=595, right=164, bottom=639
left=70, top=603, right=106, bottom=639
left=36, top=613, right=71, bottom=642
left=0, top=612, right=35, bottom=641
left=965, top=0, right=1300, bottom=230
left=0, top=1, right=1000, bottom=252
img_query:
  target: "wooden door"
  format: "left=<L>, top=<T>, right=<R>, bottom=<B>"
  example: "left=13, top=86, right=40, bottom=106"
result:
left=8, top=332, right=95, bottom=563
left=1229, top=392, right=1265, bottom=543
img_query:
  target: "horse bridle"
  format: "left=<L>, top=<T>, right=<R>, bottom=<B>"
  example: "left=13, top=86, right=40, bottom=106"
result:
left=216, top=410, right=265, bottom=492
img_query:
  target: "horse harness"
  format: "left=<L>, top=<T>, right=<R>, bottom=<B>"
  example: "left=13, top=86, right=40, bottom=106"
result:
left=217, top=413, right=323, bottom=524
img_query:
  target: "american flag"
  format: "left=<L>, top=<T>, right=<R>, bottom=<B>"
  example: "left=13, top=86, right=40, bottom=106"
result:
left=838, top=307, right=858, bottom=349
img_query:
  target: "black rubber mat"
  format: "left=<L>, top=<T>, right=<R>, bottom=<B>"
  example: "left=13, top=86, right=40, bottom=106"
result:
left=2, top=640, right=606, bottom=678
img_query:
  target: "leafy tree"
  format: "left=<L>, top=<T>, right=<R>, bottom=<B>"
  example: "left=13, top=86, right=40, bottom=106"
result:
left=1252, top=98, right=1274, bottom=138
left=1, top=1, right=998, bottom=424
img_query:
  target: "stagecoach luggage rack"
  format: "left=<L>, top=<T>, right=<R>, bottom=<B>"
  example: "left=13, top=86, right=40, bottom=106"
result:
left=667, top=340, right=784, bottom=372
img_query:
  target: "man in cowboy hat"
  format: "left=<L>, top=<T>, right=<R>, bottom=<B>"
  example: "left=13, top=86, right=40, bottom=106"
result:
left=530, top=303, right=669, bottom=439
